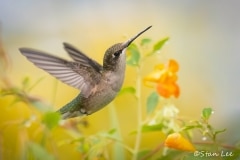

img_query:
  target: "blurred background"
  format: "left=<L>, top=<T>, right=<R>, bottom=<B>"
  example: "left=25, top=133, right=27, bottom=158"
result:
left=0, top=0, right=240, bottom=159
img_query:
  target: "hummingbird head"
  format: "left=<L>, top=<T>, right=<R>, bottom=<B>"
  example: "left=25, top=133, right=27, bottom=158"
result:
left=103, top=26, right=152, bottom=71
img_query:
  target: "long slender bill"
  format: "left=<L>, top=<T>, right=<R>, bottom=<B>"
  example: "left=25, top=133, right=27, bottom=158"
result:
left=122, top=25, right=152, bottom=48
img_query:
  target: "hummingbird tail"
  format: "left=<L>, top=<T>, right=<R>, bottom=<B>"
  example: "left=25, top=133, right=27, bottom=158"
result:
left=57, top=94, right=84, bottom=119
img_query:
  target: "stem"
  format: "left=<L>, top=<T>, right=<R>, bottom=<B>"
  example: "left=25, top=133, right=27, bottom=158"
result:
left=133, top=66, right=142, bottom=160
left=109, top=103, right=125, bottom=160
left=193, top=141, right=239, bottom=150
left=140, top=143, right=164, bottom=160
left=106, top=136, right=134, bottom=154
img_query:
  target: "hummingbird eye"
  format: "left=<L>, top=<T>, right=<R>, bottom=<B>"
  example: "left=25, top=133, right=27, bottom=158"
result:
left=113, top=50, right=122, bottom=57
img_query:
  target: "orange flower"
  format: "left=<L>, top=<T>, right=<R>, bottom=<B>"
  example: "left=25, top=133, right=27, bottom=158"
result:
left=164, top=133, right=196, bottom=152
left=144, top=59, right=180, bottom=98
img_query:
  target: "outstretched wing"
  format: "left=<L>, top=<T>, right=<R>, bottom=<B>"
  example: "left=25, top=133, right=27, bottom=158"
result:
left=63, top=42, right=102, bottom=73
left=19, top=48, right=102, bottom=98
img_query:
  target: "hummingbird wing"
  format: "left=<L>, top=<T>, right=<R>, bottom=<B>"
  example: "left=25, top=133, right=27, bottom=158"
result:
left=19, top=48, right=102, bottom=98
left=63, top=42, right=102, bottom=73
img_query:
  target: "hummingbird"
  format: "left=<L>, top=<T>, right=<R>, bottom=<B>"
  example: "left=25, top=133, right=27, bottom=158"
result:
left=19, top=26, right=152, bottom=119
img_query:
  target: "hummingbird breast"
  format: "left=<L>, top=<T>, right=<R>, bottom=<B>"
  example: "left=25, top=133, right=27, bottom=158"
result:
left=81, top=72, right=124, bottom=114
left=82, top=54, right=126, bottom=115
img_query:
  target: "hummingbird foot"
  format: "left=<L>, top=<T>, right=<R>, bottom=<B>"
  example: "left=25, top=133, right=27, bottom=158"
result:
left=60, top=110, right=86, bottom=119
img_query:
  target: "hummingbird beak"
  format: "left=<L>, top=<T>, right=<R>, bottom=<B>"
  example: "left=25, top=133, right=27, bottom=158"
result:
left=122, top=25, right=152, bottom=48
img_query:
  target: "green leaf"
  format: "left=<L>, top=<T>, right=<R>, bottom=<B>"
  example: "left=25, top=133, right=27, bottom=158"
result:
left=78, top=139, right=90, bottom=154
left=42, top=112, right=61, bottom=129
left=127, top=43, right=140, bottom=66
left=118, top=86, right=136, bottom=96
left=27, top=142, right=55, bottom=160
left=142, top=123, right=164, bottom=132
left=140, top=38, right=151, bottom=46
left=146, top=92, right=159, bottom=114
left=213, top=128, right=226, bottom=140
left=108, top=128, right=117, bottom=135
left=214, top=128, right=226, bottom=135
left=22, top=76, right=30, bottom=90
left=147, top=37, right=169, bottom=57
left=153, top=37, right=169, bottom=52
left=182, top=124, right=202, bottom=131
left=130, top=123, right=164, bottom=135
left=201, top=107, right=213, bottom=121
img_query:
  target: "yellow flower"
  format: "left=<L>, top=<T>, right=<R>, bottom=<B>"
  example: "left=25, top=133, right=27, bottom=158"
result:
left=164, top=133, right=196, bottom=152
left=144, top=59, right=180, bottom=98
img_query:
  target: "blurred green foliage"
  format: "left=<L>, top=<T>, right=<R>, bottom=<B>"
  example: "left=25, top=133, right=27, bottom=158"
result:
left=146, top=92, right=159, bottom=114
left=0, top=37, right=239, bottom=160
